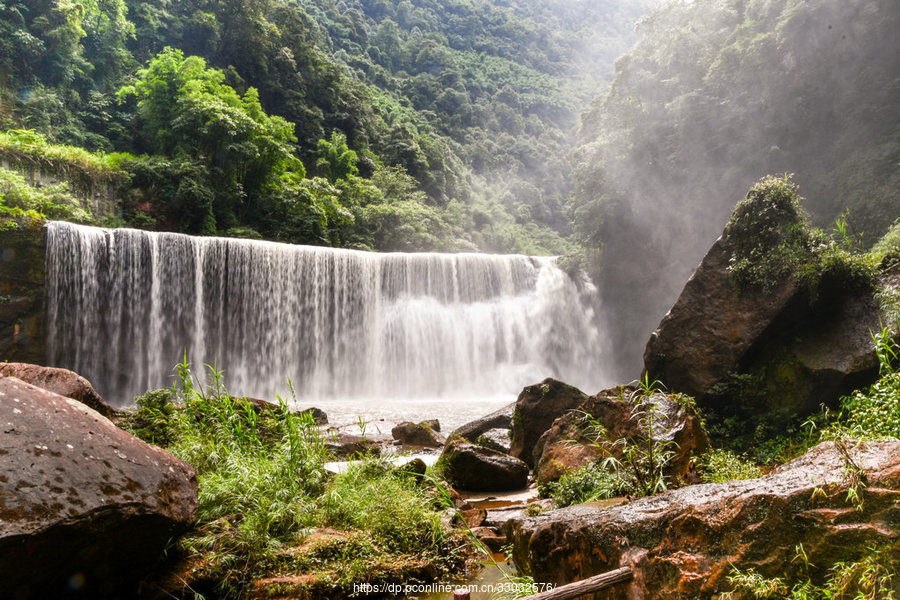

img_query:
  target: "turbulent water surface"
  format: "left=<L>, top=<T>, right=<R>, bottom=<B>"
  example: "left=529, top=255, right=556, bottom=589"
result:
left=46, top=222, right=609, bottom=428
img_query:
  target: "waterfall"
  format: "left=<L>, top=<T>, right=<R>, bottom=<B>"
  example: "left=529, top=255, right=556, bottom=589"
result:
left=45, top=222, right=609, bottom=417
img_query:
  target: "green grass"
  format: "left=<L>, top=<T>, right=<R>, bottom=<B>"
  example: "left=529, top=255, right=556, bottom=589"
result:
left=120, top=363, right=465, bottom=598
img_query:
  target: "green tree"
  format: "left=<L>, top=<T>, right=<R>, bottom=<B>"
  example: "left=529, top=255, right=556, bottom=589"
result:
left=119, top=47, right=303, bottom=228
left=316, top=130, right=359, bottom=182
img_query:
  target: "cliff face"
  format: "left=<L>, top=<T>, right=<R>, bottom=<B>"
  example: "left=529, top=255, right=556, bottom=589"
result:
left=0, top=222, right=46, bottom=364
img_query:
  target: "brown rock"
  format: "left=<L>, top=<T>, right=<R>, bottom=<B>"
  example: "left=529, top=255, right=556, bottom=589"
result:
left=324, top=432, right=383, bottom=457
left=392, top=421, right=445, bottom=448
left=470, top=526, right=508, bottom=552
left=510, top=379, right=589, bottom=467
left=510, top=440, right=900, bottom=599
left=534, top=386, right=709, bottom=485
left=440, top=438, right=529, bottom=492
left=643, top=237, right=803, bottom=400
left=0, top=362, right=115, bottom=418
left=0, top=377, right=198, bottom=598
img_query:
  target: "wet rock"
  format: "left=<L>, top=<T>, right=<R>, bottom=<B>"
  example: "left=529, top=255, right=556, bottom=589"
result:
left=392, top=421, right=445, bottom=448
left=0, top=362, right=115, bottom=418
left=510, top=379, right=589, bottom=467
left=439, top=438, right=528, bottom=492
left=0, top=377, right=198, bottom=598
left=510, top=440, right=900, bottom=599
left=397, top=457, right=428, bottom=479
left=457, top=508, right=486, bottom=529
left=471, top=526, right=508, bottom=552
left=534, top=386, right=708, bottom=485
left=450, top=402, right=515, bottom=443
left=420, top=419, right=440, bottom=432
left=477, top=428, right=511, bottom=454
left=243, top=397, right=328, bottom=424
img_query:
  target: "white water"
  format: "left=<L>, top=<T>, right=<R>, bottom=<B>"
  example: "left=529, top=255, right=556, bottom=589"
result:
left=45, top=222, right=610, bottom=426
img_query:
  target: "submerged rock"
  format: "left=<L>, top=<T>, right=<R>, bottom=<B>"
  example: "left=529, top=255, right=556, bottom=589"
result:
left=0, top=377, right=198, bottom=598
left=533, top=385, right=708, bottom=485
left=392, top=421, right=445, bottom=448
left=510, top=440, right=900, bottom=599
left=510, top=379, right=589, bottom=467
left=0, top=362, right=115, bottom=418
left=439, top=438, right=528, bottom=491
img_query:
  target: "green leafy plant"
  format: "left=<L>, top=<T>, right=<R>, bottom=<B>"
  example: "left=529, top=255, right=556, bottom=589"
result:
left=698, top=449, right=762, bottom=483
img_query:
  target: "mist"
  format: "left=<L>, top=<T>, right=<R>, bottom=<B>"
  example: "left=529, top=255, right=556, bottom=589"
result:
left=569, top=0, right=900, bottom=379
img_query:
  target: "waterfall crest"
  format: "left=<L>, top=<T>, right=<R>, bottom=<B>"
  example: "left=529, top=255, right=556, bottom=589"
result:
left=46, top=222, right=609, bottom=407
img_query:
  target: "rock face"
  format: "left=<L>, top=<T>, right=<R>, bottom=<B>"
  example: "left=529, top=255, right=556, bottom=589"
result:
left=451, top=402, right=515, bottom=443
left=0, top=362, right=115, bottom=418
left=533, top=386, right=709, bottom=485
left=0, top=223, right=46, bottom=365
left=0, top=377, right=198, bottom=598
left=439, top=438, right=529, bottom=491
left=392, top=421, right=445, bottom=448
left=510, top=379, right=589, bottom=467
left=510, top=440, right=900, bottom=599
left=644, top=237, right=804, bottom=400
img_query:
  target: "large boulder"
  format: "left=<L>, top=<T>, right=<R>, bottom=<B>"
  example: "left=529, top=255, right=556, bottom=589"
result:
left=533, top=386, right=709, bottom=485
left=0, top=377, right=198, bottom=598
left=439, top=438, right=529, bottom=492
left=644, top=233, right=890, bottom=434
left=509, top=440, right=900, bottom=599
left=510, top=379, right=589, bottom=467
left=450, top=402, right=515, bottom=443
left=0, top=362, right=115, bottom=418
left=643, top=237, right=804, bottom=400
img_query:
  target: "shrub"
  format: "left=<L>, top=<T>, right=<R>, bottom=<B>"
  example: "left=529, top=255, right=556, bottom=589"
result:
left=698, top=449, right=762, bottom=483
left=539, top=462, right=621, bottom=507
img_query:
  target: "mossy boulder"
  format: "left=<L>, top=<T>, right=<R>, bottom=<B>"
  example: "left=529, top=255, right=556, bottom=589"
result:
left=645, top=176, right=883, bottom=438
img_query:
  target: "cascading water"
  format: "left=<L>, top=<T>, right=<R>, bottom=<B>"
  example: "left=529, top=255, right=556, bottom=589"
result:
left=45, top=221, right=609, bottom=427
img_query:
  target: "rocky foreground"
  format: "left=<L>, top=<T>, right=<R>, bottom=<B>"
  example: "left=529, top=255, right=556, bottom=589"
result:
left=509, top=440, right=900, bottom=599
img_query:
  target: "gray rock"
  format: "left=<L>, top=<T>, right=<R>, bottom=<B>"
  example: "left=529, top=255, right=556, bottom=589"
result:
left=0, top=377, right=198, bottom=598
left=476, top=427, right=511, bottom=454
left=450, top=402, right=515, bottom=443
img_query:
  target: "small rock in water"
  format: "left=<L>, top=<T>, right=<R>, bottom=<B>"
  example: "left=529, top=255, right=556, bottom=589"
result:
left=392, top=421, right=445, bottom=448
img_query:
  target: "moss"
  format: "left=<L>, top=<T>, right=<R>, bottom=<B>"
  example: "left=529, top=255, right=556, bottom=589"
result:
left=0, top=129, right=126, bottom=194
left=725, top=175, right=876, bottom=298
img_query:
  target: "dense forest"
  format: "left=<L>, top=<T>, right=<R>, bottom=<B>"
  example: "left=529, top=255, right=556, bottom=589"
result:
left=570, top=0, right=900, bottom=375
left=1, top=0, right=899, bottom=376
left=0, top=0, right=645, bottom=253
